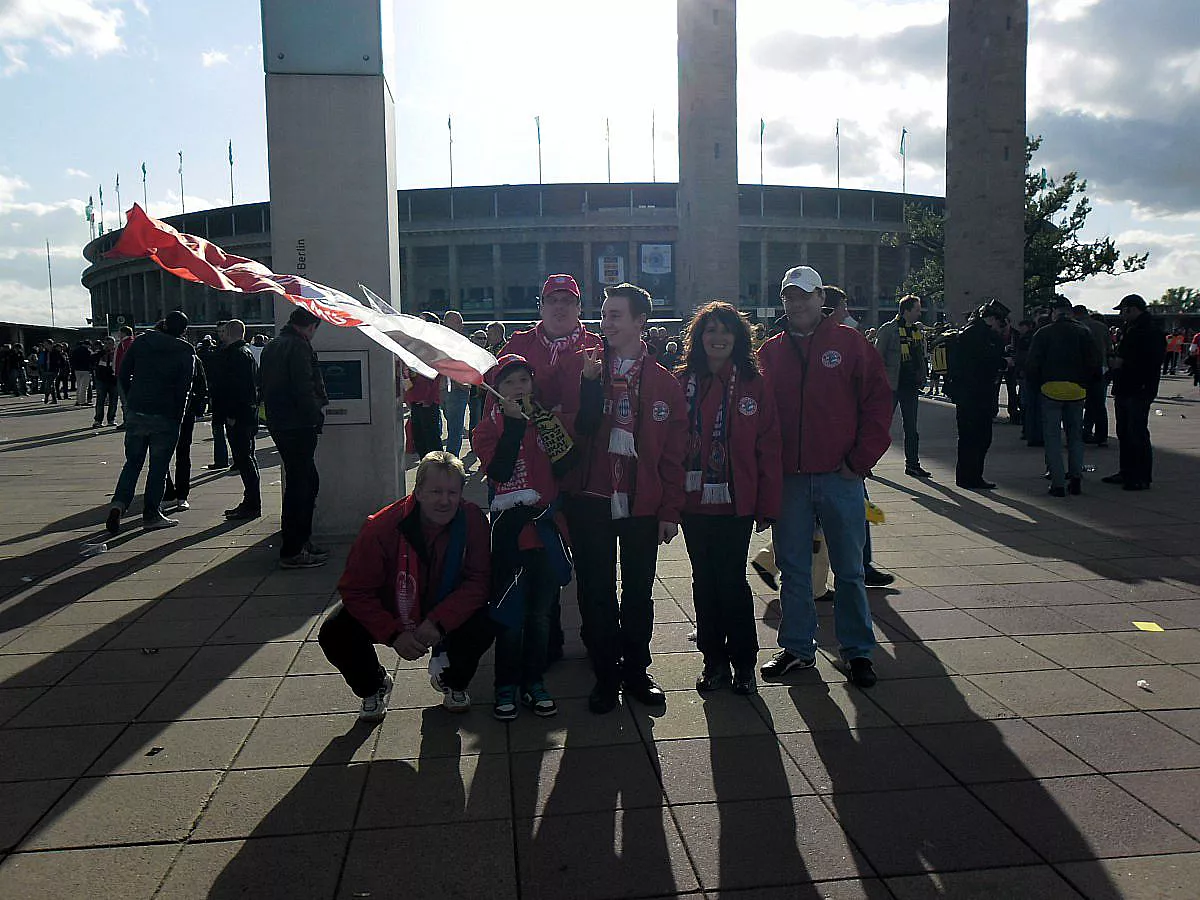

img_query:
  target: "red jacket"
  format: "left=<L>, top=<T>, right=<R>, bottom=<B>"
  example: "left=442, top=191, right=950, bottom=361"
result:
left=472, top=402, right=561, bottom=512
left=561, top=348, right=689, bottom=523
left=501, top=324, right=603, bottom=412
left=758, top=317, right=893, bottom=476
left=337, top=496, right=490, bottom=645
left=405, top=371, right=441, bottom=406
left=676, top=365, right=782, bottom=521
left=114, top=335, right=135, bottom=378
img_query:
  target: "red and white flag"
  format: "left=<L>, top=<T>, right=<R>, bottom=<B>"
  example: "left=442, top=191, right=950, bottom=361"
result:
left=105, top=204, right=496, bottom=384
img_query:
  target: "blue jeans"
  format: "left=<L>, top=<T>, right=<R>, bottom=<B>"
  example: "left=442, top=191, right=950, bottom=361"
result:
left=1042, top=397, right=1084, bottom=489
left=494, top=551, right=559, bottom=687
left=773, top=472, right=875, bottom=662
left=112, top=412, right=181, bottom=518
left=893, top=387, right=920, bottom=466
left=442, top=385, right=470, bottom=456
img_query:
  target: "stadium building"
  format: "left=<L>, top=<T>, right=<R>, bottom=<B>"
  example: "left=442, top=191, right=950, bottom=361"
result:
left=81, top=182, right=940, bottom=330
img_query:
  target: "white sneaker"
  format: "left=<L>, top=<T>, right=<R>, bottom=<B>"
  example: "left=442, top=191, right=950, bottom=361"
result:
left=443, top=689, right=470, bottom=713
left=174, top=500, right=190, bottom=511
left=359, top=675, right=393, bottom=722
left=142, top=514, right=179, bottom=530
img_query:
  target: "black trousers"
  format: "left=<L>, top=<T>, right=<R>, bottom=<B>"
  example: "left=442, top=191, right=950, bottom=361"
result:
left=318, top=603, right=494, bottom=697
left=165, top=412, right=196, bottom=501
left=410, top=404, right=443, bottom=459
left=565, top=496, right=659, bottom=685
left=271, top=426, right=320, bottom=558
left=955, top=396, right=994, bottom=485
left=227, top=419, right=261, bottom=510
left=681, top=513, right=757, bottom=671
left=1115, top=393, right=1154, bottom=485
left=211, top=413, right=229, bottom=467
left=1084, top=375, right=1109, bottom=444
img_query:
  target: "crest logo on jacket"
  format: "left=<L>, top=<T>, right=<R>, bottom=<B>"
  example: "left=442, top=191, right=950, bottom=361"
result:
left=821, top=350, right=843, bottom=368
left=738, top=397, right=758, bottom=416
left=652, top=400, right=670, bottom=422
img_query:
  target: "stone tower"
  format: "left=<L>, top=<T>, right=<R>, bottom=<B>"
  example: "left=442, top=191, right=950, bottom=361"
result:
left=944, top=0, right=1029, bottom=323
left=677, top=0, right=739, bottom=313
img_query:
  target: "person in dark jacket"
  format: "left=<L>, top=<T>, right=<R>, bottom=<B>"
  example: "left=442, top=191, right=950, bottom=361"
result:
left=1027, top=297, right=1101, bottom=496
left=207, top=319, right=261, bottom=519
left=105, top=311, right=197, bottom=534
left=259, top=306, right=329, bottom=568
left=1102, top=294, right=1166, bottom=491
left=948, top=301, right=1009, bottom=489
left=91, top=337, right=119, bottom=427
left=71, top=341, right=94, bottom=407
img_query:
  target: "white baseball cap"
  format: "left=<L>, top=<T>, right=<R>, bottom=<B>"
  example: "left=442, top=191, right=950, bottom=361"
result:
left=780, top=265, right=823, bottom=295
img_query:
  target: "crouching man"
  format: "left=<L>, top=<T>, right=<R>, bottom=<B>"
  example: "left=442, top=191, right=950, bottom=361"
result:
left=319, top=451, right=494, bottom=721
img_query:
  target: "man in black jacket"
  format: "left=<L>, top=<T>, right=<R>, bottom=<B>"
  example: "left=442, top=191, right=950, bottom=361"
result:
left=260, top=307, right=329, bottom=568
left=105, top=311, right=197, bottom=534
left=1102, top=294, right=1166, bottom=491
left=207, top=319, right=261, bottom=519
left=1027, top=297, right=1102, bottom=496
left=948, top=301, right=1009, bottom=490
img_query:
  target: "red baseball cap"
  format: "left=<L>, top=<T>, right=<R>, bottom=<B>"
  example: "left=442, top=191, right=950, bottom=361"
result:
left=540, top=274, right=580, bottom=299
left=490, top=353, right=534, bottom=386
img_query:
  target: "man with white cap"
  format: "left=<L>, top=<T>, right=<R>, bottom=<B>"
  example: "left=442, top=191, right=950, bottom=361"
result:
left=757, top=266, right=893, bottom=688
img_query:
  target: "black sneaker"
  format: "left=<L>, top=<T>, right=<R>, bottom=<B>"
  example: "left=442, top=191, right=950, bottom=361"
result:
left=1100, top=472, right=1124, bottom=485
left=207, top=462, right=228, bottom=470
left=104, top=505, right=122, bottom=536
left=224, top=505, right=262, bottom=520
left=696, top=665, right=730, bottom=693
left=864, top=566, right=895, bottom=587
left=751, top=560, right=778, bottom=592
left=732, top=667, right=758, bottom=695
left=1068, top=477, right=1082, bottom=496
left=1048, top=485, right=1066, bottom=498
left=816, top=589, right=836, bottom=602
left=905, top=464, right=931, bottom=478
left=760, top=650, right=816, bottom=679
left=848, top=657, right=877, bottom=688
left=588, top=681, right=619, bottom=714
left=623, top=673, right=666, bottom=707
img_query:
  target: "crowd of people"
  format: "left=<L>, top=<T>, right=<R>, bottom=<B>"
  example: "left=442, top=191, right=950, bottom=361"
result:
left=1, top=268, right=1184, bottom=726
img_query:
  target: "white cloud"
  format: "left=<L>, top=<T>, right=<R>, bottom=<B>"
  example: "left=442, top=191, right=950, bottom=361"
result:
left=0, top=278, right=91, bottom=327
left=0, top=0, right=127, bottom=76
left=65, top=167, right=90, bottom=179
left=201, top=49, right=229, bottom=68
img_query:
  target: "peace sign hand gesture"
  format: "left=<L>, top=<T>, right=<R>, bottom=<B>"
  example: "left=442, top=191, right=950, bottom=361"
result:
left=581, top=347, right=603, bottom=381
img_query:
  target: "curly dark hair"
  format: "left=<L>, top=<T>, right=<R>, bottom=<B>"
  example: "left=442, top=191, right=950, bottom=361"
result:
left=679, top=300, right=760, bottom=378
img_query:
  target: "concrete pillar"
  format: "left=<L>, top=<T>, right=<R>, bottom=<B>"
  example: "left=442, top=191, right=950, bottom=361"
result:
left=759, top=240, right=768, bottom=307
left=448, top=244, right=459, bottom=310
left=945, top=0, right=1028, bottom=322
left=871, top=244, right=881, bottom=312
left=800, top=243, right=808, bottom=266
left=537, top=241, right=547, bottom=279
left=261, top=0, right=402, bottom=534
left=492, top=243, right=503, bottom=313
left=629, top=240, right=639, bottom=288
left=836, top=244, right=846, bottom=291
left=582, top=241, right=594, bottom=313
left=676, top=0, right=739, bottom=309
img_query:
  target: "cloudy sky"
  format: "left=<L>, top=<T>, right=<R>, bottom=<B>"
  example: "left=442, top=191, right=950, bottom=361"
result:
left=1, top=0, right=1197, bottom=326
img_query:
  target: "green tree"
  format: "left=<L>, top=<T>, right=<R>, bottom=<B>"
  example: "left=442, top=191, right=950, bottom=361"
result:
left=1155, top=285, right=1200, bottom=313
left=891, top=137, right=1149, bottom=313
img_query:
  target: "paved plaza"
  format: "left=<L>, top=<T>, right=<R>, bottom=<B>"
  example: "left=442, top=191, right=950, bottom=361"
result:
left=0, top=387, right=1198, bottom=899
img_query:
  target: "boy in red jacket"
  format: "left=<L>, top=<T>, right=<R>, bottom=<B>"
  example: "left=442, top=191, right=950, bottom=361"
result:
left=473, top=354, right=576, bottom=721
left=564, top=283, right=688, bottom=714
left=758, top=266, right=893, bottom=689
left=318, top=452, right=494, bottom=720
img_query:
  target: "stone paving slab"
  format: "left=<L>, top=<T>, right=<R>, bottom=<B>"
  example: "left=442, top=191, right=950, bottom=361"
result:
left=2, top=387, right=1200, bottom=896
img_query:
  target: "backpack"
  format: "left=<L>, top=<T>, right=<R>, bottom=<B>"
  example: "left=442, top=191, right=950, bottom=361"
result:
left=930, top=330, right=960, bottom=377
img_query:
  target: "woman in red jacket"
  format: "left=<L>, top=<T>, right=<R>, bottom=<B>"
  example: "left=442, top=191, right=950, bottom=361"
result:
left=676, top=301, right=782, bottom=695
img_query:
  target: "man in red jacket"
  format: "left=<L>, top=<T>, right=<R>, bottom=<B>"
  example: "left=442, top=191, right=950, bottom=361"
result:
left=564, top=282, right=688, bottom=714
left=318, top=452, right=494, bottom=720
left=758, top=266, right=893, bottom=688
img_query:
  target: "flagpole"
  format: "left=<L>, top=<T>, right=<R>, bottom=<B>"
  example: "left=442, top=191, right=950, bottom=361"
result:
left=178, top=150, right=185, bottom=214
left=86, top=195, right=95, bottom=242
left=447, top=115, right=454, bottom=220
left=98, top=185, right=105, bottom=235
left=115, top=173, right=122, bottom=227
left=759, top=117, right=765, bottom=217
left=141, top=162, right=147, bottom=207
left=228, top=139, right=235, bottom=207
left=46, top=239, right=55, bottom=327
left=900, top=128, right=908, bottom=196
left=535, top=116, right=542, bottom=185
left=606, top=117, right=611, bottom=183
left=651, top=109, right=656, bottom=183
left=835, top=119, right=841, bottom=219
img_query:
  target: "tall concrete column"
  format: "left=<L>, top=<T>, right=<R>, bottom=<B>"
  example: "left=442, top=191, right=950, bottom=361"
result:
left=582, top=242, right=593, bottom=313
left=537, top=242, right=547, bottom=280
left=261, top=0, right=402, bottom=534
left=447, top=244, right=459, bottom=311
left=759, top=240, right=768, bottom=307
left=491, top=243, right=503, bottom=313
left=676, top=0, right=739, bottom=309
left=945, top=0, right=1028, bottom=322
left=836, top=244, right=846, bottom=291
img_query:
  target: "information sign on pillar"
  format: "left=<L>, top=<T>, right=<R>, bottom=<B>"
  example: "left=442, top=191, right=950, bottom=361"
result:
left=261, top=0, right=402, bottom=534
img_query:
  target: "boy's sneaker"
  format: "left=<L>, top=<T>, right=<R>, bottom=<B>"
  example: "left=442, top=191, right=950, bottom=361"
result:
left=105, top=504, right=123, bottom=536
left=521, top=682, right=558, bottom=717
left=279, top=551, right=326, bottom=569
left=848, top=657, right=877, bottom=689
left=760, top=650, right=816, bottom=679
left=732, top=667, right=758, bottom=695
left=493, top=685, right=519, bottom=721
left=443, top=689, right=471, bottom=713
left=142, top=513, right=179, bottom=531
left=359, top=675, right=393, bottom=722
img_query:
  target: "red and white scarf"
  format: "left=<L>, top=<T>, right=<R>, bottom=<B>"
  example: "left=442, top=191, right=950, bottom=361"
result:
left=538, top=321, right=587, bottom=367
left=685, top=367, right=736, bottom=505
left=605, top=352, right=643, bottom=519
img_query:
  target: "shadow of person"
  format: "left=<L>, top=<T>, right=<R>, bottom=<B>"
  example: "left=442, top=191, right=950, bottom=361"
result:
left=515, top=703, right=688, bottom=900
left=784, top=637, right=1125, bottom=895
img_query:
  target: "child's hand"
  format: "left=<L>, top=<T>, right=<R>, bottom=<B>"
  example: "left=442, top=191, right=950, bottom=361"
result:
left=501, top=396, right=525, bottom=419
